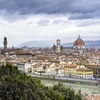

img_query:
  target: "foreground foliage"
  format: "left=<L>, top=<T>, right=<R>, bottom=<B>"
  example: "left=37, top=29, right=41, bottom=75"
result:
left=0, top=63, right=82, bottom=100
left=52, top=82, right=82, bottom=100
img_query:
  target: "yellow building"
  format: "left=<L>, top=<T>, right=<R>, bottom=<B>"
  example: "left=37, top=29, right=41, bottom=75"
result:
left=67, top=61, right=73, bottom=65
left=76, top=68, right=93, bottom=79
left=60, top=61, right=67, bottom=64
left=64, top=65, right=77, bottom=77
left=84, top=64, right=100, bottom=78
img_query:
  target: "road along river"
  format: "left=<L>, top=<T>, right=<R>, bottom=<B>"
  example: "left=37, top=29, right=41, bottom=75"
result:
left=41, top=79, right=100, bottom=95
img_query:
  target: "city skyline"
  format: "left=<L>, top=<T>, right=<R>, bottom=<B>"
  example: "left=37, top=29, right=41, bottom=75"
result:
left=0, top=0, right=100, bottom=47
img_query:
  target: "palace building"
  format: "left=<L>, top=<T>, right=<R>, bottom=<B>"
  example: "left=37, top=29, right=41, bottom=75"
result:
left=52, top=35, right=86, bottom=54
left=1, top=37, right=23, bottom=55
left=1, top=37, right=33, bottom=57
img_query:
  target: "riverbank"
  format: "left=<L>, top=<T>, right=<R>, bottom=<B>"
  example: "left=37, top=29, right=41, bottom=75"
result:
left=31, top=76, right=97, bottom=86
left=40, top=79, right=100, bottom=97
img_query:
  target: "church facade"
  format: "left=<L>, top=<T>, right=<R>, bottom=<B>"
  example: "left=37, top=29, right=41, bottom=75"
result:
left=52, top=35, right=86, bottom=54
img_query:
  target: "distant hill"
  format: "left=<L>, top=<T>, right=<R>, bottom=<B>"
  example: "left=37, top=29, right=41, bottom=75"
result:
left=62, top=40, right=100, bottom=47
left=17, top=40, right=54, bottom=47
left=17, top=40, right=100, bottom=47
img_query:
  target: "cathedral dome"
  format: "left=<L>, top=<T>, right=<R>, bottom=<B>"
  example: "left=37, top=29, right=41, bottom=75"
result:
left=74, top=35, right=85, bottom=46
left=52, top=44, right=57, bottom=50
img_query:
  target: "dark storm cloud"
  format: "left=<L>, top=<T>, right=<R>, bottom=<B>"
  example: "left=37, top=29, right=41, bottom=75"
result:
left=0, top=0, right=100, bottom=19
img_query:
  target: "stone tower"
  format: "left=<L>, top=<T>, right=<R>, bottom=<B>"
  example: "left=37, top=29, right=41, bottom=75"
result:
left=3, top=37, right=7, bottom=50
left=56, top=39, right=61, bottom=53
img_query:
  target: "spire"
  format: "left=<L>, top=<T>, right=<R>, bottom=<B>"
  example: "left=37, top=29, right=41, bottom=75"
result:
left=78, top=34, right=80, bottom=39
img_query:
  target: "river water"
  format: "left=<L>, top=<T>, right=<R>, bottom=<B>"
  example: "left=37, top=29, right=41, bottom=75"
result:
left=41, top=80, right=100, bottom=95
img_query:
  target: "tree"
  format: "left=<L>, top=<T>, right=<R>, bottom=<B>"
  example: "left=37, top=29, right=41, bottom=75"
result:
left=52, top=82, right=82, bottom=100
left=0, top=63, right=63, bottom=100
left=0, top=63, right=82, bottom=100
left=43, top=65, right=46, bottom=70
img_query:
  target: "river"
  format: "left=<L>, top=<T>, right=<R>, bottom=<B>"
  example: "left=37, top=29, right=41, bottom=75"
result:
left=41, top=79, right=100, bottom=95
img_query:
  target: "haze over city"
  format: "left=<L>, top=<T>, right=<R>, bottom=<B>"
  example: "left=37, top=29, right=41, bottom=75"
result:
left=0, top=0, right=100, bottom=47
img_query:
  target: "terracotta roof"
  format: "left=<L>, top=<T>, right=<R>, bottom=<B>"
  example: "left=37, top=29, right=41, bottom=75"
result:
left=52, top=44, right=57, bottom=50
left=77, top=68, right=93, bottom=71
left=55, top=68, right=64, bottom=70
left=65, top=65, right=77, bottom=68
left=48, top=60, right=60, bottom=63
left=33, top=64, right=43, bottom=67
left=94, top=95, right=100, bottom=100
left=74, top=48, right=78, bottom=51
left=10, top=51, right=32, bottom=55
left=84, top=48, right=86, bottom=51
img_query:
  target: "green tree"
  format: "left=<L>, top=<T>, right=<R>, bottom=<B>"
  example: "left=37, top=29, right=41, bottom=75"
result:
left=52, top=82, right=82, bottom=100
left=0, top=63, right=82, bottom=100
left=0, top=63, right=63, bottom=100
left=43, top=65, right=46, bottom=70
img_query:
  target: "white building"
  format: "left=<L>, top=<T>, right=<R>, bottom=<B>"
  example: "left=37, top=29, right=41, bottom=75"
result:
left=0, top=61, right=32, bottom=73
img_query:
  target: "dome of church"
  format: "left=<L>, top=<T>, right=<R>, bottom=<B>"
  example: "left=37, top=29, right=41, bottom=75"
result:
left=52, top=44, right=57, bottom=50
left=74, top=35, right=85, bottom=46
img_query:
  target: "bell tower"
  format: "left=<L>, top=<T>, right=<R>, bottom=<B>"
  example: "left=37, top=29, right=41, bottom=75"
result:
left=3, top=37, right=7, bottom=50
left=56, top=39, right=61, bottom=53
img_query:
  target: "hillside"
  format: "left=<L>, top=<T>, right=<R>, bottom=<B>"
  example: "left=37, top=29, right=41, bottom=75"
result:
left=62, top=40, right=100, bottom=47
left=17, top=40, right=100, bottom=47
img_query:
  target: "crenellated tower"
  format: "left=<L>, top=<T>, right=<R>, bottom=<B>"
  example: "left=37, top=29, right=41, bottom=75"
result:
left=3, top=37, right=7, bottom=50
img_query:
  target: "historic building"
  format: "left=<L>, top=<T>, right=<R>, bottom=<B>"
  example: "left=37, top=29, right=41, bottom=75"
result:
left=64, top=65, right=77, bottom=78
left=4, top=37, right=7, bottom=50
left=84, top=64, right=100, bottom=78
left=1, top=37, right=23, bottom=55
left=76, top=68, right=93, bottom=79
left=52, top=35, right=86, bottom=54
left=1, top=37, right=33, bottom=57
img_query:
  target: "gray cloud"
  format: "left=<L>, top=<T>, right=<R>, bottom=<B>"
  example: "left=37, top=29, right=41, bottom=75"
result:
left=52, top=20, right=64, bottom=24
left=76, top=20, right=100, bottom=27
left=0, top=0, right=100, bottom=20
left=28, top=21, right=33, bottom=24
left=0, top=23, right=3, bottom=25
left=37, top=19, right=50, bottom=26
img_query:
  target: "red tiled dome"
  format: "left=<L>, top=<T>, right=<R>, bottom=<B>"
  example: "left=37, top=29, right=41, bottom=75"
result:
left=74, top=35, right=85, bottom=45
left=52, top=44, right=57, bottom=50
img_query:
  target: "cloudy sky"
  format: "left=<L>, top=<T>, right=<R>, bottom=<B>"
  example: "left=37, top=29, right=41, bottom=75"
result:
left=0, top=0, right=100, bottom=47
